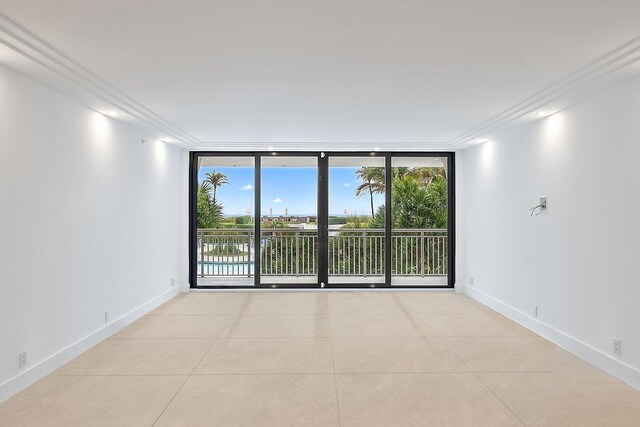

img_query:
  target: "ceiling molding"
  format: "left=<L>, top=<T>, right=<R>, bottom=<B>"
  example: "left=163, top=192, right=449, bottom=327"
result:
left=450, top=35, right=640, bottom=148
left=0, top=12, right=199, bottom=147
left=193, top=141, right=456, bottom=152
left=4, top=10, right=638, bottom=151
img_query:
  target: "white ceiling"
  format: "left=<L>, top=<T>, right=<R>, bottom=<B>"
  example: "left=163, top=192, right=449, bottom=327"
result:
left=1, top=1, right=640, bottom=150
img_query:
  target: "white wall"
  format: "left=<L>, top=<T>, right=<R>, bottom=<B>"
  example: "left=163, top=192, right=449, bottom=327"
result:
left=0, top=64, right=187, bottom=401
left=462, top=75, right=640, bottom=388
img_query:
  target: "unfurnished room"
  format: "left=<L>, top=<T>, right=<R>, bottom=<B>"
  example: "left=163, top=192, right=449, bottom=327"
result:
left=1, top=1, right=640, bottom=426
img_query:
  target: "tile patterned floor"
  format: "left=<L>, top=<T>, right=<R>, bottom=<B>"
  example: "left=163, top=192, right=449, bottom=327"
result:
left=1, top=291, right=639, bottom=426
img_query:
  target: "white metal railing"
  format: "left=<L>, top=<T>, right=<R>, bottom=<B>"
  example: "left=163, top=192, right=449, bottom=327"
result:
left=196, top=228, right=447, bottom=278
left=260, top=229, right=318, bottom=277
left=196, top=229, right=254, bottom=277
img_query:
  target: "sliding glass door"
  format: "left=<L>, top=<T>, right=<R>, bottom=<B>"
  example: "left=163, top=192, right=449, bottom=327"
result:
left=259, top=156, right=319, bottom=285
left=391, top=157, right=449, bottom=286
left=327, top=156, right=386, bottom=285
left=190, top=152, right=454, bottom=288
left=194, top=155, right=255, bottom=287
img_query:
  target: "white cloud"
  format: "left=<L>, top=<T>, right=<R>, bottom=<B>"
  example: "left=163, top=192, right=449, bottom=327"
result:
left=241, top=184, right=253, bottom=191
left=343, top=183, right=351, bottom=187
left=273, top=197, right=283, bottom=203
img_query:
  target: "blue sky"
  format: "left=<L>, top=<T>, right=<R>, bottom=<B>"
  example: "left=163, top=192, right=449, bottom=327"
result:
left=198, top=166, right=384, bottom=217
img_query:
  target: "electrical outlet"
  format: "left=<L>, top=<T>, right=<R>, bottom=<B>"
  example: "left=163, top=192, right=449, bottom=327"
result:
left=613, top=339, right=622, bottom=356
left=19, top=351, right=27, bottom=368
left=171, top=278, right=175, bottom=287
left=468, top=277, right=474, bottom=286
left=104, top=311, right=109, bottom=323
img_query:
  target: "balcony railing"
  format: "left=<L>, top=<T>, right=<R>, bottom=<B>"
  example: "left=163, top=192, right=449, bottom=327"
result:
left=196, top=228, right=447, bottom=278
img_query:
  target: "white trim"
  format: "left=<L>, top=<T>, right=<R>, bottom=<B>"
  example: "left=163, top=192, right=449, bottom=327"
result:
left=449, top=36, right=640, bottom=147
left=0, top=13, right=198, bottom=147
left=466, top=286, right=640, bottom=390
left=188, top=288, right=456, bottom=294
left=0, top=287, right=179, bottom=404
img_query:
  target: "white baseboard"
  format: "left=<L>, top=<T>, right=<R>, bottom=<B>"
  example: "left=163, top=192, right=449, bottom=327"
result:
left=0, top=287, right=179, bottom=403
left=466, top=286, right=640, bottom=390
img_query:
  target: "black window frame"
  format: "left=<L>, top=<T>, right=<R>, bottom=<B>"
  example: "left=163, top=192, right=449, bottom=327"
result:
left=189, top=151, right=455, bottom=289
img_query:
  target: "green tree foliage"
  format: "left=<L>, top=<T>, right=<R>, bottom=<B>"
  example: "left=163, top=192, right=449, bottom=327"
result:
left=203, top=169, right=229, bottom=204
left=391, top=174, right=447, bottom=229
left=260, top=229, right=316, bottom=275
left=197, top=183, right=224, bottom=228
left=354, top=167, right=447, bottom=229
left=368, top=205, right=386, bottom=229
left=235, top=215, right=252, bottom=225
left=342, top=167, right=449, bottom=275
left=423, top=175, right=448, bottom=229
left=355, top=167, right=385, bottom=217
left=204, top=243, right=247, bottom=256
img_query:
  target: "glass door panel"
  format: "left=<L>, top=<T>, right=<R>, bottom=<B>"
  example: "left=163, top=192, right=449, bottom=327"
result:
left=391, top=156, right=449, bottom=286
left=328, top=156, right=385, bottom=284
left=260, top=156, right=318, bottom=285
left=196, top=156, right=255, bottom=286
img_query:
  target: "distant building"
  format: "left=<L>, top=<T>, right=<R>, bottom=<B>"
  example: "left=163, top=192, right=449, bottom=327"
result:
left=262, top=215, right=317, bottom=224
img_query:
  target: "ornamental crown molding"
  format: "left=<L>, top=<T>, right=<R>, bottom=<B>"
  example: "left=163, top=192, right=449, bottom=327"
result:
left=450, top=36, right=640, bottom=148
left=0, top=12, right=198, bottom=147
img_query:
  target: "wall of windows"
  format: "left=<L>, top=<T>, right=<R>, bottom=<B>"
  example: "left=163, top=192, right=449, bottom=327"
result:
left=190, top=152, right=454, bottom=288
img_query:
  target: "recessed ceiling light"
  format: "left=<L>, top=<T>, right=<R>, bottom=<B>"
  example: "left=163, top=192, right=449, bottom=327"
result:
left=537, top=111, right=548, bottom=117
left=475, top=138, right=489, bottom=144
left=107, top=110, right=119, bottom=117
left=164, top=137, right=173, bottom=143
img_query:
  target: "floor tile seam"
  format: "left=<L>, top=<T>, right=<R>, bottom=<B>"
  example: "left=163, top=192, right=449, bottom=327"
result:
left=176, top=373, right=340, bottom=379
left=151, top=374, right=190, bottom=427
left=46, top=374, right=192, bottom=377
left=417, top=313, right=508, bottom=317
left=236, top=312, right=332, bottom=316
left=440, top=336, right=547, bottom=341
left=430, top=334, right=474, bottom=375
left=144, top=313, right=245, bottom=317
left=107, top=337, right=218, bottom=340
left=210, top=337, right=334, bottom=341
left=331, top=334, right=435, bottom=338
left=214, top=310, right=243, bottom=339
left=414, top=334, right=473, bottom=372
left=328, top=322, right=342, bottom=427
left=437, top=335, right=528, bottom=425
left=471, top=370, right=529, bottom=426
left=143, top=314, right=238, bottom=317
left=187, top=310, right=242, bottom=374
left=435, top=334, right=550, bottom=375
left=178, top=372, right=487, bottom=376
left=45, top=370, right=556, bottom=378
left=191, top=339, right=219, bottom=373
left=217, top=297, right=259, bottom=337
left=224, top=313, right=332, bottom=317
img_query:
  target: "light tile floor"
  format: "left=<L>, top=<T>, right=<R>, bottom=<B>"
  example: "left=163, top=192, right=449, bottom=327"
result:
left=1, top=291, right=639, bottom=426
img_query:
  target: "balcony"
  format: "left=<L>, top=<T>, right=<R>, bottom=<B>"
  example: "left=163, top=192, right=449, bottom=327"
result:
left=196, top=228, right=448, bottom=285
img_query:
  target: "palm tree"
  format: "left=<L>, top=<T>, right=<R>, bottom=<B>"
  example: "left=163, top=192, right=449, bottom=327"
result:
left=204, top=170, right=229, bottom=204
left=405, top=167, right=446, bottom=186
left=197, top=182, right=224, bottom=228
left=355, top=167, right=385, bottom=217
